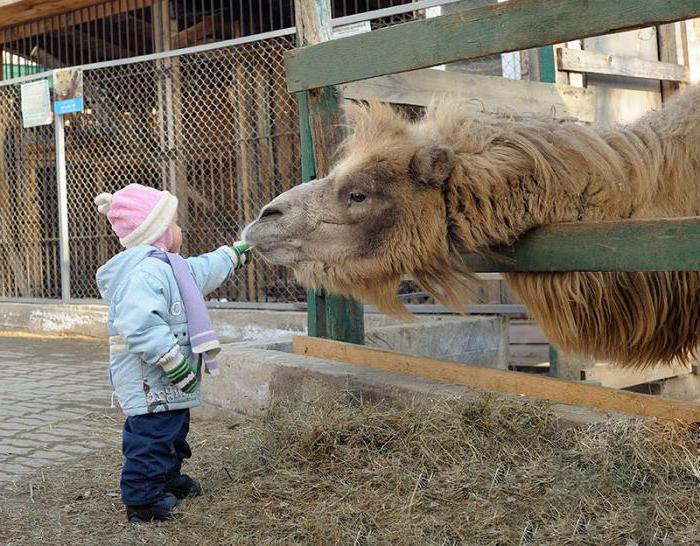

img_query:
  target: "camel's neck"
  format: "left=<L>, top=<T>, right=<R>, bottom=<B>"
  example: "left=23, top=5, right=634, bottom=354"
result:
left=442, top=88, right=700, bottom=253
left=443, top=156, right=553, bottom=253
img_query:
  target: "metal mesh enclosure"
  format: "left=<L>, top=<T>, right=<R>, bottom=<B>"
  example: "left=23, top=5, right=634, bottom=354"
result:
left=0, top=5, right=423, bottom=304
left=0, top=86, right=60, bottom=299
left=64, top=35, right=302, bottom=301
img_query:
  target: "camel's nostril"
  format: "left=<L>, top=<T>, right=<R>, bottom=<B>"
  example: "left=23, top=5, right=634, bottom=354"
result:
left=259, top=206, right=283, bottom=220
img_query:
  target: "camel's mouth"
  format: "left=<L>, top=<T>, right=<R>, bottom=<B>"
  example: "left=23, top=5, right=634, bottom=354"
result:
left=241, top=218, right=304, bottom=267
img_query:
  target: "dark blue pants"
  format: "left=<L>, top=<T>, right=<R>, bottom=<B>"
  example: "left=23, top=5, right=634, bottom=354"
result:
left=121, top=408, right=191, bottom=506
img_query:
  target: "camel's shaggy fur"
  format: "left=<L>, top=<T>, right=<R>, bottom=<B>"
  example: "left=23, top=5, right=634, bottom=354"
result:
left=332, top=88, right=700, bottom=367
left=245, top=86, right=700, bottom=368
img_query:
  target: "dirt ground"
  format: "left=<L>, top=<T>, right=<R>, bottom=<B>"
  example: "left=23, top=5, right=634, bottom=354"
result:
left=1, top=392, right=699, bottom=546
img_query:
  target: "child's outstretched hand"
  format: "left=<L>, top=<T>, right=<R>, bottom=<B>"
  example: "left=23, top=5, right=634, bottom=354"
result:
left=231, top=241, right=253, bottom=270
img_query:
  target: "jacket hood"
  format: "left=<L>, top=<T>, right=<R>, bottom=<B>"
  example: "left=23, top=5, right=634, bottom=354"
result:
left=96, top=245, right=157, bottom=303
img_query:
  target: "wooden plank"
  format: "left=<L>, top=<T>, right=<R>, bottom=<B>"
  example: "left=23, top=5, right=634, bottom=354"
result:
left=582, top=29, right=662, bottom=128
left=462, top=216, right=700, bottom=273
left=686, top=19, right=700, bottom=83
left=582, top=363, right=691, bottom=389
left=285, top=0, right=700, bottom=92
left=293, top=336, right=700, bottom=422
left=341, top=68, right=596, bottom=122
left=658, top=23, right=687, bottom=100
left=295, top=0, right=364, bottom=344
left=557, top=47, right=688, bottom=81
left=171, top=15, right=219, bottom=47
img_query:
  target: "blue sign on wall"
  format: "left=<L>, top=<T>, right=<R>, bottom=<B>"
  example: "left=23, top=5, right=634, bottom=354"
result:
left=55, top=97, right=84, bottom=115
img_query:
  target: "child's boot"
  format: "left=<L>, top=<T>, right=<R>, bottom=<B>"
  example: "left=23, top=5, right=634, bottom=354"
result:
left=165, top=473, right=203, bottom=499
left=126, top=492, right=179, bottom=523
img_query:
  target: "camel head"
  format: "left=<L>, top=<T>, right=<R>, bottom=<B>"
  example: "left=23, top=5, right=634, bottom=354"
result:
left=242, top=100, right=476, bottom=316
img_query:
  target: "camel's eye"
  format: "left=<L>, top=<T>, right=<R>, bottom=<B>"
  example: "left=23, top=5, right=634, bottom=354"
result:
left=349, top=192, right=367, bottom=204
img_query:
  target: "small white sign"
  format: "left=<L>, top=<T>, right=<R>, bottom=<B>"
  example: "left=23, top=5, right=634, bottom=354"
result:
left=20, top=79, right=53, bottom=128
left=333, top=20, right=371, bottom=40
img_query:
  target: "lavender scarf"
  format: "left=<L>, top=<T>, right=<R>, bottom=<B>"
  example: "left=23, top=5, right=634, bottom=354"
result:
left=151, top=251, right=220, bottom=376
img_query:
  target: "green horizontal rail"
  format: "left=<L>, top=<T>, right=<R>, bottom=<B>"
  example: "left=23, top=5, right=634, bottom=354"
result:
left=462, top=217, right=700, bottom=273
left=285, top=0, right=700, bottom=92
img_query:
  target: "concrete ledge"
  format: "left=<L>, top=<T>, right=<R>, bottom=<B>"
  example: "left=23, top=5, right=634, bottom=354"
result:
left=200, top=345, right=616, bottom=425
left=0, top=302, right=438, bottom=339
left=0, top=303, right=109, bottom=338
left=365, top=316, right=508, bottom=369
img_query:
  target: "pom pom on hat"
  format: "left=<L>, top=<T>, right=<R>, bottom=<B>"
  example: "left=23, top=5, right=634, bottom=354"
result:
left=94, top=193, right=113, bottom=215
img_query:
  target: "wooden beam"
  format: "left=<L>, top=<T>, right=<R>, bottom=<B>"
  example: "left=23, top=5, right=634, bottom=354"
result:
left=171, top=17, right=214, bottom=46
left=293, top=336, right=700, bottom=422
left=658, top=22, right=687, bottom=100
left=341, top=68, right=596, bottom=122
left=284, top=0, right=700, bottom=92
left=0, top=0, right=148, bottom=31
left=296, top=0, right=364, bottom=345
left=462, top=216, right=700, bottom=273
left=557, top=47, right=688, bottom=82
left=170, top=14, right=226, bottom=47
left=75, top=29, right=135, bottom=59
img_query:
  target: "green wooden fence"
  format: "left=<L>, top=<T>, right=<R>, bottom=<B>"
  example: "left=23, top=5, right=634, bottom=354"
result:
left=289, top=0, right=700, bottom=344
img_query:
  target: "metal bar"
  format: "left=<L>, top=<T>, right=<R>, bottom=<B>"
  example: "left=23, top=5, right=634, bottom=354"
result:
left=219, top=0, right=225, bottom=40
left=63, top=13, right=71, bottom=65
left=331, top=0, right=462, bottom=26
left=102, top=2, right=107, bottom=60
left=125, top=0, right=131, bottom=53
left=80, top=10, right=87, bottom=64
left=116, top=0, right=123, bottom=58
left=93, top=6, right=100, bottom=61
left=107, top=0, right=113, bottom=57
left=54, top=114, right=71, bottom=302
left=174, top=0, right=180, bottom=48
left=141, top=0, right=148, bottom=54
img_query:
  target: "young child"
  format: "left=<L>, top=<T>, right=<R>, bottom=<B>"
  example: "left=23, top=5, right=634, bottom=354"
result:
left=94, top=183, right=251, bottom=523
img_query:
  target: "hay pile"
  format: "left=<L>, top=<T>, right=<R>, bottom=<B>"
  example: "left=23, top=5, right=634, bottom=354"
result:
left=2, top=394, right=699, bottom=545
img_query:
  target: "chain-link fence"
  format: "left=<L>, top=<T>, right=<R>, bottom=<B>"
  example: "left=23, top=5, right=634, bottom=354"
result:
left=0, top=5, right=423, bottom=304
left=0, top=87, right=60, bottom=299
left=64, top=34, right=302, bottom=302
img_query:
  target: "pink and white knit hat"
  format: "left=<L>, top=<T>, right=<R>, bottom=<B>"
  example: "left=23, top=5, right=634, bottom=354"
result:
left=94, top=184, right=179, bottom=249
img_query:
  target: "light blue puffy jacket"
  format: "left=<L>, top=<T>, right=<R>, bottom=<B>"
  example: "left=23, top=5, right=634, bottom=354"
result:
left=96, top=245, right=236, bottom=416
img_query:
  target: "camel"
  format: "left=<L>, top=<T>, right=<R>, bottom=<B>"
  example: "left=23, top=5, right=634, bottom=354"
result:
left=242, top=86, right=700, bottom=368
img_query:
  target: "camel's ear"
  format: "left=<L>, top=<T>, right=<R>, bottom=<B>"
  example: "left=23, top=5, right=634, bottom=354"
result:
left=409, top=145, right=456, bottom=188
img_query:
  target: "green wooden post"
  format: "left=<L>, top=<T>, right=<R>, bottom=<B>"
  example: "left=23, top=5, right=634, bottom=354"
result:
left=295, top=0, right=364, bottom=344
left=538, top=45, right=556, bottom=83
left=537, top=41, right=558, bottom=372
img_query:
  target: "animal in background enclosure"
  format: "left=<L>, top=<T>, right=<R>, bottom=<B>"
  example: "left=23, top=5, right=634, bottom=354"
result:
left=243, top=86, right=700, bottom=369
left=53, top=68, right=82, bottom=102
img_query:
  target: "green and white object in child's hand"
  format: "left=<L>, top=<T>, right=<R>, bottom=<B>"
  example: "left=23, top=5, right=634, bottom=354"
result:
left=160, top=350, right=198, bottom=394
left=232, top=241, right=253, bottom=269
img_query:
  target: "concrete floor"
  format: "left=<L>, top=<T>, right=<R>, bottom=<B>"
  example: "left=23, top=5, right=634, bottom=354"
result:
left=0, top=336, right=115, bottom=487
